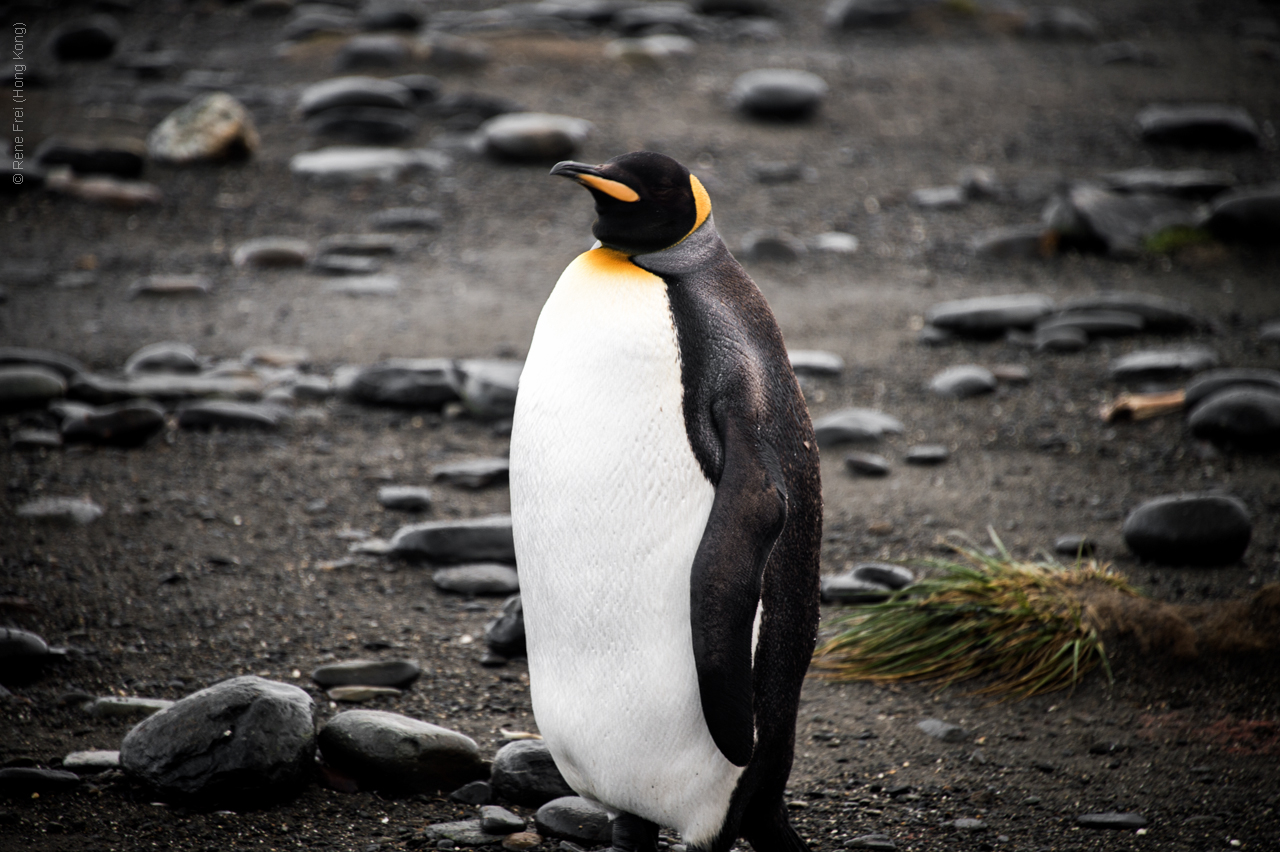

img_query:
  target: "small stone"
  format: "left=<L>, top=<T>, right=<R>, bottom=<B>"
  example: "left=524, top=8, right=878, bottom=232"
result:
left=48, top=15, right=122, bottom=61
left=290, top=147, right=449, bottom=184
left=918, top=718, right=968, bottom=743
left=990, top=364, right=1031, bottom=383
left=432, top=458, right=510, bottom=489
left=917, top=325, right=953, bottom=346
left=378, top=485, right=434, bottom=511
left=1036, top=311, right=1144, bottom=337
left=929, top=365, right=996, bottom=398
left=336, top=34, right=411, bottom=70
left=821, top=571, right=891, bottom=604
left=1020, top=6, right=1099, bottom=40
left=243, top=346, right=311, bottom=368
left=1109, top=347, right=1218, bottom=383
left=1058, top=292, right=1198, bottom=332
left=481, top=805, right=527, bottom=835
left=1184, top=368, right=1280, bottom=409
left=298, top=76, right=413, bottom=117
left=125, top=341, right=201, bottom=374
left=424, top=819, right=508, bottom=847
left=1200, top=185, right=1280, bottom=245
left=490, top=739, right=574, bottom=807
left=12, top=428, right=62, bottom=449
left=0, top=628, right=55, bottom=682
left=0, top=768, right=81, bottom=796
left=86, top=696, right=175, bottom=718
left=968, top=224, right=1048, bottom=259
left=535, top=797, right=612, bottom=845
left=1187, top=388, right=1280, bottom=451
left=391, top=516, right=516, bottom=564
left=361, top=0, right=427, bottom=31
left=1076, top=812, right=1148, bottom=830
left=454, top=360, right=522, bottom=420
left=825, top=0, right=918, bottom=30
left=951, top=818, right=986, bottom=831
left=789, top=350, right=845, bottom=377
left=0, top=365, right=66, bottom=409
left=503, top=831, right=542, bottom=851
left=322, top=274, right=401, bottom=297
left=904, top=444, right=949, bottom=465
left=312, top=659, right=421, bottom=689
left=233, top=237, right=312, bottom=268
left=730, top=68, right=827, bottom=120
left=17, top=497, right=104, bottom=525
left=1102, top=167, right=1236, bottom=198
left=128, top=274, right=212, bottom=298
left=750, top=161, right=807, bottom=184
left=812, top=408, right=904, bottom=447
left=371, top=207, right=443, bottom=232
left=1136, top=104, right=1260, bottom=149
left=148, top=93, right=258, bottom=164
left=844, top=452, right=889, bottom=477
left=910, top=186, right=966, bottom=209
left=35, top=135, right=147, bottom=178
left=842, top=835, right=897, bottom=850
left=317, top=234, right=406, bottom=256
left=450, top=779, right=494, bottom=805
left=319, top=710, right=489, bottom=792
left=62, top=750, right=121, bottom=774
left=1122, top=493, right=1251, bottom=566
left=853, top=563, right=914, bottom=589
left=926, top=294, right=1054, bottom=335
left=60, top=400, right=166, bottom=448
left=813, top=231, right=860, bottom=254
left=740, top=230, right=807, bottom=263
left=328, top=685, right=402, bottom=702
left=604, top=34, right=697, bottom=65
left=1054, top=534, right=1097, bottom=557
left=485, top=595, right=526, bottom=659
left=433, top=564, right=520, bottom=597
left=69, top=371, right=262, bottom=404
left=957, top=166, right=1000, bottom=199
left=481, top=113, right=593, bottom=163
left=347, top=359, right=459, bottom=408
left=306, top=105, right=418, bottom=144
left=121, top=677, right=315, bottom=804
left=178, top=400, right=282, bottom=430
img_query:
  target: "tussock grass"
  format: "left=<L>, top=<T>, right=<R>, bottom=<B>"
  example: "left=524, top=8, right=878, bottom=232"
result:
left=812, top=532, right=1141, bottom=699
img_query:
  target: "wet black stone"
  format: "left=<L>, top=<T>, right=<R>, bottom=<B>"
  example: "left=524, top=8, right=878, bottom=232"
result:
left=1184, top=368, right=1280, bottom=409
left=450, top=779, right=494, bottom=805
left=1200, top=185, right=1280, bottom=245
left=35, top=135, right=146, bottom=178
left=904, top=444, right=949, bottom=465
left=48, top=15, right=122, bottom=61
left=1077, top=812, right=1147, bottom=830
left=484, top=595, right=525, bottom=658
left=1187, top=388, right=1280, bottom=451
left=60, top=400, right=166, bottom=448
left=1136, top=104, right=1260, bottom=149
left=490, top=739, right=574, bottom=807
left=1122, top=493, right=1251, bottom=566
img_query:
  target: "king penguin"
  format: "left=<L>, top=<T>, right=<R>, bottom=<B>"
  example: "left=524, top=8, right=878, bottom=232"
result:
left=509, top=151, right=822, bottom=852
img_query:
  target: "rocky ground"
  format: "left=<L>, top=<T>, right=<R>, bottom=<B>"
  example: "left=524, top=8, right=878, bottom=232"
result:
left=3, top=0, right=1280, bottom=851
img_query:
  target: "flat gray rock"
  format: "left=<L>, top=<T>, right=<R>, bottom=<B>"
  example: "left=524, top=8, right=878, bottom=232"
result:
left=480, top=805, right=526, bottom=835
left=0, top=767, right=82, bottom=795
left=904, top=444, right=950, bottom=465
left=125, top=341, right=201, bottom=374
left=86, top=696, right=174, bottom=718
left=0, top=347, right=86, bottom=379
left=68, top=372, right=262, bottom=404
left=1020, top=6, right=1099, bottom=40
left=336, top=34, right=412, bottom=70
left=821, top=572, right=891, bottom=604
left=128, top=274, right=212, bottom=298
left=177, top=400, right=283, bottom=430
left=1122, top=493, right=1251, bottom=566
left=1057, top=291, right=1198, bottom=332
left=290, top=146, right=449, bottom=183
left=1036, top=310, right=1144, bottom=337
left=306, top=105, right=418, bottom=144
left=1185, top=368, right=1280, bottom=409
left=842, top=834, right=897, bottom=850
left=0, top=365, right=67, bottom=408
left=432, top=458, right=510, bottom=489
left=454, top=359, right=522, bottom=419
left=17, top=497, right=104, bottom=525
left=825, top=0, right=925, bottom=30
left=318, top=233, right=407, bottom=256
left=534, top=796, right=613, bottom=844
left=1077, top=812, right=1148, bottom=830
left=423, top=819, right=507, bottom=847
left=232, top=237, right=312, bottom=268
left=35, top=134, right=146, bottom=178
left=311, top=658, right=421, bottom=689
left=322, top=274, right=402, bottom=297
left=433, top=564, right=519, bottom=596
left=918, top=718, right=968, bottom=743
left=318, top=709, right=489, bottom=792
left=1035, top=325, right=1088, bottom=352
left=1109, top=346, right=1218, bottom=383
left=1200, top=184, right=1280, bottom=245
left=481, top=113, right=592, bottom=162
left=298, top=76, right=413, bottom=117
left=120, top=676, right=315, bottom=804
left=0, top=627, right=55, bottom=682
left=910, top=186, right=966, bottom=209
left=1101, top=167, right=1236, bottom=198
left=853, top=562, right=914, bottom=589
left=730, top=68, right=827, bottom=120
left=1136, top=104, right=1260, bottom=149
left=347, top=358, right=459, bottom=408
left=378, top=485, right=434, bottom=511
left=390, top=515, right=516, bottom=564
left=812, top=408, right=904, bottom=447
left=1054, top=534, right=1097, bottom=557
left=929, top=365, right=996, bottom=398
left=62, top=749, right=121, bottom=774
left=926, top=294, right=1054, bottom=335
left=844, top=451, right=889, bottom=477
left=1187, top=388, right=1280, bottom=451
left=490, top=739, right=574, bottom=807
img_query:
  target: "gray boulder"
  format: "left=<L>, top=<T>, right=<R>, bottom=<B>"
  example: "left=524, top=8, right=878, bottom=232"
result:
left=1122, top=493, right=1251, bottom=566
left=120, top=676, right=316, bottom=803
left=390, top=515, right=515, bottom=564
left=490, top=739, right=574, bottom=806
left=485, top=595, right=526, bottom=659
left=1187, top=388, right=1280, bottom=451
left=535, top=796, right=613, bottom=844
left=318, top=710, right=489, bottom=792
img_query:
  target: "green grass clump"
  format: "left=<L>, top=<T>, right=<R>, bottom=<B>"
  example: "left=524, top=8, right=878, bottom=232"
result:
left=1144, top=225, right=1213, bottom=255
left=813, top=533, right=1140, bottom=699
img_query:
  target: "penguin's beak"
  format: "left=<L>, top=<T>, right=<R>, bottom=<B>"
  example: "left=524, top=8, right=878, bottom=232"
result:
left=550, top=161, right=640, bottom=203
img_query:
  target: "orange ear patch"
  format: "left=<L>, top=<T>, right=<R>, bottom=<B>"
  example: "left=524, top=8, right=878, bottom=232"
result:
left=690, top=174, right=712, bottom=231
left=576, top=174, right=640, bottom=202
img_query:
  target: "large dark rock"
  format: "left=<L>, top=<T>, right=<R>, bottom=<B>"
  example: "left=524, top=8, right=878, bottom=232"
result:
left=48, top=15, right=122, bottom=61
left=485, top=595, right=526, bottom=658
left=925, top=294, right=1054, bottom=336
left=35, top=135, right=146, bottom=178
left=1122, top=493, right=1251, bottom=566
left=311, top=659, right=421, bottom=689
left=1057, top=292, right=1198, bottom=332
left=1200, top=185, right=1280, bottom=245
left=318, top=710, right=489, bottom=792
left=60, top=400, right=166, bottom=448
left=535, top=796, right=613, bottom=844
left=491, top=739, right=575, bottom=807
left=120, top=676, right=316, bottom=804
left=1187, top=388, right=1280, bottom=451
left=730, top=68, right=828, bottom=120
left=0, top=627, right=59, bottom=685
left=1136, top=104, right=1260, bottom=149
left=346, top=359, right=459, bottom=408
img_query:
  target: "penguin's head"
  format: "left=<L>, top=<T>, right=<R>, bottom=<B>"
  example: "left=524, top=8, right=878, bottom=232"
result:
left=550, top=151, right=712, bottom=255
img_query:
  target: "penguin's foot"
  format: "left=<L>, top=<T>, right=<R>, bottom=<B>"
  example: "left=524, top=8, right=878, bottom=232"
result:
left=608, top=812, right=659, bottom=852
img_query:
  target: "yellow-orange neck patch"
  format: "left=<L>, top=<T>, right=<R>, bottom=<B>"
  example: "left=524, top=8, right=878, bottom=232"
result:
left=576, top=174, right=640, bottom=202
left=690, top=174, right=712, bottom=233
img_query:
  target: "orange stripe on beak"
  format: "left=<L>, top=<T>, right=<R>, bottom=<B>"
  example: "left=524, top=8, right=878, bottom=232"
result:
left=577, top=174, right=640, bottom=202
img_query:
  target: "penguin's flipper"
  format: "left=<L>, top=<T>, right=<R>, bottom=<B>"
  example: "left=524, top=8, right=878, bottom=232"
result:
left=690, top=396, right=788, bottom=768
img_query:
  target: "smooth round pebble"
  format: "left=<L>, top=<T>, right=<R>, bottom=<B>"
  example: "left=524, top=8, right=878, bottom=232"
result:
left=904, top=444, right=949, bottom=465
left=481, top=113, right=592, bottom=163
left=1122, top=493, right=1251, bottom=566
left=844, top=451, right=889, bottom=477
left=730, top=68, right=828, bottom=120
left=929, top=365, right=996, bottom=398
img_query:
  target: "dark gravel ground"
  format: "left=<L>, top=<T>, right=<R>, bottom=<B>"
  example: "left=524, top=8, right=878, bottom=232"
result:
left=3, top=1, right=1280, bottom=851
